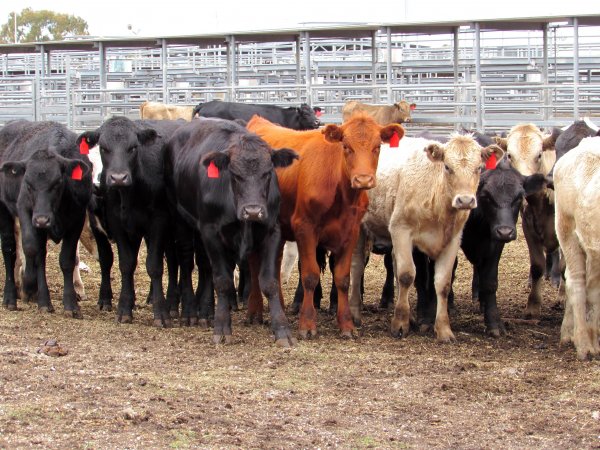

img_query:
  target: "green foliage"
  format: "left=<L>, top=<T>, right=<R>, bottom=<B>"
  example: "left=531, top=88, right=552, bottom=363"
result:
left=0, top=8, right=89, bottom=44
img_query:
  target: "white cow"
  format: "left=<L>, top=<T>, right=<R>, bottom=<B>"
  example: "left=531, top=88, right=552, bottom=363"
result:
left=554, top=136, right=600, bottom=360
left=349, top=136, right=502, bottom=342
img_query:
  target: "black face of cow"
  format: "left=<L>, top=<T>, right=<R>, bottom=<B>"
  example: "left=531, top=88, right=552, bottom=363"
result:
left=297, top=103, right=321, bottom=129
left=477, top=162, right=547, bottom=242
left=202, top=135, right=297, bottom=223
left=78, top=117, right=157, bottom=189
left=1, top=150, right=88, bottom=229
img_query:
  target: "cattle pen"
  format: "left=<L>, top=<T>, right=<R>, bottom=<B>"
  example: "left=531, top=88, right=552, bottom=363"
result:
left=1, top=14, right=600, bottom=134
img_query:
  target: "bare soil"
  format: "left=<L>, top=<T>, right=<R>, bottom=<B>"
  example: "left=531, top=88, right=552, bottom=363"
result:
left=1, top=228, right=599, bottom=449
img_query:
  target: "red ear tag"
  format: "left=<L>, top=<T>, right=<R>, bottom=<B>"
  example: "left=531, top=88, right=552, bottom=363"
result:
left=71, top=164, right=83, bottom=180
left=410, top=103, right=417, bottom=111
left=79, top=139, right=89, bottom=155
left=207, top=161, right=219, bottom=178
left=315, top=110, right=322, bottom=117
left=485, top=153, right=497, bottom=170
left=389, top=131, right=400, bottom=148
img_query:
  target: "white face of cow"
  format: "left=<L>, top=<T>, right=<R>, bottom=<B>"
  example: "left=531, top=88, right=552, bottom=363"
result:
left=425, top=135, right=503, bottom=210
left=497, top=124, right=558, bottom=176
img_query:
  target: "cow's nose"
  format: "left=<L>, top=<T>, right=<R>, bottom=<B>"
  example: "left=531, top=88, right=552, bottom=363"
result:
left=33, top=215, right=51, bottom=228
left=495, top=226, right=516, bottom=242
left=453, top=195, right=477, bottom=210
left=109, top=172, right=131, bottom=186
left=352, top=174, right=376, bottom=190
left=404, top=117, right=412, bottom=123
left=242, top=205, right=266, bottom=222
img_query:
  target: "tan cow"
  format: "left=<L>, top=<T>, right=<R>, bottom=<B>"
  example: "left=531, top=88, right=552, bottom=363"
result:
left=139, top=101, right=195, bottom=121
left=554, top=136, right=600, bottom=360
left=349, top=135, right=502, bottom=342
left=342, top=100, right=416, bottom=125
left=494, top=123, right=561, bottom=318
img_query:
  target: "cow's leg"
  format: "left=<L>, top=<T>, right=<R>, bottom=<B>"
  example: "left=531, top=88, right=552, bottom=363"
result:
left=332, top=244, right=357, bottom=338
left=115, top=236, right=141, bottom=323
left=548, top=248, right=562, bottom=290
left=415, top=248, right=435, bottom=332
left=72, top=242, right=87, bottom=302
left=391, top=231, right=415, bottom=339
left=380, top=250, right=395, bottom=309
left=585, top=257, right=600, bottom=357
left=471, top=265, right=481, bottom=313
left=14, top=219, right=24, bottom=300
left=477, top=245, right=506, bottom=338
left=280, top=241, right=298, bottom=285
left=194, top=237, right=214, bottom=328
left=145, top=228, right=171, bottom=328
left=295, top=227, right=321, bottom=339
left=164, top=234, right=180, bottom=319
left=246, top=253, right=264, bottom=325
left=432, top=237, right=461, bottom=343
left=349, top=228, right=367, bottom=326
left=58, top=228, right=83, bottom=318
left=0, top=206, right=18, bottom=310
left=523, top=224, right=545, bottom=319
left=176, top=225, right=198, bottom=326
left=560, top=230, right=594, bottom=360
left=92, top=224, right=114, bottom=311
left=19, top=219, right=51, bottom=311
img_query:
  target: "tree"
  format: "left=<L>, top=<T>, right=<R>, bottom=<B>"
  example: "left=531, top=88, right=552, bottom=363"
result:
left=0, top=8, right=89, bottom=44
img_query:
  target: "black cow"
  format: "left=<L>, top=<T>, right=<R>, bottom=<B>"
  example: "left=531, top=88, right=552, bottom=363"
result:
left=192, top=101, right=320, bottom=130
left=77, top=117, right=185, bottom=327
left=164, top=117, right=298, bottom=345
left=417, top=159, right=548, bottom=336
left=550, top=118, right=600, bottom=176
left=0, top=120, right=92, bottom=316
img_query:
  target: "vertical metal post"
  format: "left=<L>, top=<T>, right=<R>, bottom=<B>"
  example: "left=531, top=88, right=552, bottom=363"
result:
left=474, top=22, right=482, bottom=130
left=227, top=35, right=237, bottom=101
left=303, top=32, right=312, bottom=104
left=371, top=30, right=378, bottom=102
left=573, top=17, right=579, bottom=118
left=542, top=23, right=549, bottom=121
left=98, top=41, right=106, bottom=120
left=161, top=39, right=168, bottom=103
left=296, top=35, right=301, bottom=101
left=453, top=27, right=460, bottom=129
left=66, top=55, right=72, bottom=128
left=386, top=27, right=392, bottom=103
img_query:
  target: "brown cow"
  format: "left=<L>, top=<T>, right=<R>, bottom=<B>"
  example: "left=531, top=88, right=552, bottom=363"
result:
left=139, top=101, right=195, bottom=121
left=342, top=100, right=416, bottom=125
left=246, top=114, right=404, bottom=338
left=494, top=124, right=561, bottom=318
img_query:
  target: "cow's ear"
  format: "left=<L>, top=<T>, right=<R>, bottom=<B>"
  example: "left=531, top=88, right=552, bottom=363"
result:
left=542, top=127, right=561, bottom=151
left=493, top=136, right=508, bottom=150
left=202, top=151, right=230, bottom=171
left=523, top=173, right=549, bottom=196
left=380, top=124, right=404, bottom=143
left=271, top=148, right=299, bottom=168
left=322, top=124, right=343, bottom=143
left=77, top=130, right=99, bottom=149
left=62, top=158, right=91, bottom=179
left=137, top=128, right=158, bottom=145
left=0, top=161, right=26, bottom=178
left=482, top=144, right=504, bottom=163
left=424, top=143, right=445, bottom=162
left=410, top=103, right=417, bottom=110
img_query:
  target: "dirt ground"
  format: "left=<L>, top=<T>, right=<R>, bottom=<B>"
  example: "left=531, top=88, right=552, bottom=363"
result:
left=1, top=227, right=599, bottom=450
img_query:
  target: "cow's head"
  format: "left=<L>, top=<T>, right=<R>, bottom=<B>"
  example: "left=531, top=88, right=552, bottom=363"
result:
left=202, top=133, right=298, bottom=223
left=393, top=101, right=416, bottom=124
left=425, top=134, right=504, bottom=210
left=477, top=159, right=548, bottom=242
left=0, top=150, right=90, bottom=229
left=322, top=113, right=404, bottom=190
left=77, top=116, right=158, bottom=188
left=296, top=103, right=321, bottom=130
left=494, top=124, right=559, bottom=176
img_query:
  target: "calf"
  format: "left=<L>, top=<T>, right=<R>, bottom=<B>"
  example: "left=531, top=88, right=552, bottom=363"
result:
left=495, top=123, right=561, bottom=317
left=164, top=117, right=298, bottom=345
left=140, top=101, right=196, bottom=121
left=246, top=114, right=404, bottom=338
left=0, top=120, right=92, bottom=316
left=77, top=117, right=184, bottom=326
left=554, top=136, right=600, bottom=360
left=342, top=100, right=416, bottom=125
left=349, top=135, right=502, bottom=341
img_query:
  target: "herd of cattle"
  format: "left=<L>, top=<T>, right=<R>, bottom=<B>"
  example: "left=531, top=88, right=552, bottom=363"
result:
left=0, top=98, right=599, bottom=360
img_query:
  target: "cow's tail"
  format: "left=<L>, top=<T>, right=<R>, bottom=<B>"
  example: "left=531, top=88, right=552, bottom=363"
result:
left=139, top=101, right=148, bottom=119
left=191, top=103, right=203, bottom=120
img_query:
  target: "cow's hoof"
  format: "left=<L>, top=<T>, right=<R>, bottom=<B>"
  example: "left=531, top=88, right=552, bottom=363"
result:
left=487, top=328, right=502, bottom=338
left=153, top=317, right=172, bottom=328
left=213, top=334, right=233, bottom=345
left=352, top=317, right=362, bottom=327
left=99, top=303, right=113, bottom=312
left=419, top=323, right=432, bottom=334
left=169, top=310, right=179, bottom=319
left=298, top=328, right=317, bottom=340
left=198, top=319, right=211, bottom=329
left=38, top=305, right=55, bottom=314
left=340, top=329, right=357, bottom=340
left=117, top=314, right=133, bottom=324
left=435, top=330, right=457, bottom=343
left=5, top=304, right=17, bottom=311
left=245, top=314, right=263, bottom=326
left=64, top=309, right=83, bottom=319
left=179, top=317, right=198, bottom=327
left=390, top=319, right=410, bottom=339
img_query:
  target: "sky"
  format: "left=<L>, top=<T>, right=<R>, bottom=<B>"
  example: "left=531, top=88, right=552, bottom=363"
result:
left=2, top=1, right=599, bottom=39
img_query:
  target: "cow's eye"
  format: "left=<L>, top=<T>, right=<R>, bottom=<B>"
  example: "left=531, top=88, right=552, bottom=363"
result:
left=101, top=146, right=110, bottom=154
left=343, top=145, right=354, bottom=155
left=506, top=153, right=512, bottom=160
left=536, top=153, right=542, bottom=160
left=128, top=146, right=137, bottom=154
left=444, top=164, right=453, bottom=174
left=372, top=146, right=380, bottom=155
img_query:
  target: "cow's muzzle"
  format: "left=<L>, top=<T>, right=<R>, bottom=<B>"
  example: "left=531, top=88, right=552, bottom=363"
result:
left=108, top=172, right=132, bottom=187
left=32, top=214, right=51, bottom=229
left=452, top=195, right=477, bottom=210
left=494, top=225, right=517, bottom=242
left=351, top=174, right=376, bottom=190
left=241, top=205, right=267, bottom=222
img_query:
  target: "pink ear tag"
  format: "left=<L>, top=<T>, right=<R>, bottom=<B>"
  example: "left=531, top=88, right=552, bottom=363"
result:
left=79, top=139, right=89, bottom=155
left=389, top=131, right=400, bottom=148
left=207, top=161, right=219, bottom=178
left=71, top=164, right=83, bottom=180
left=486, top=153, right=497, bottom=170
